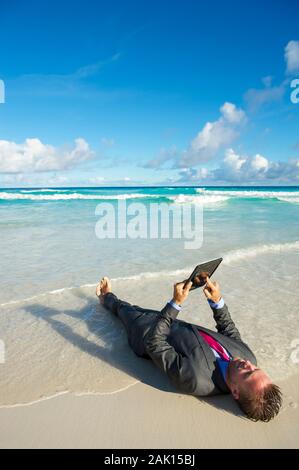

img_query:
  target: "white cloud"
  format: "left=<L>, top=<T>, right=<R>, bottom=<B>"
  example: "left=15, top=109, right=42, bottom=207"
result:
left=198, top=168, right=209, bottom=179
left=220, top=102, right=246, bottom=123
left=285, top=40, right=299, bottom=74
left=207, top=150, right=298, bottom=184
left=224, top=148, right=246, bottom=171
left=179, top=102, right=246, bottom=167
left=244, top=81, right=285, bottom=112
left=251, top=154, right=269, bottom=171
left=264, top=159, right=299, bottom=181
left=172, top=147, right=299, bottom=185
left=143, top=103, right=246, bottom=170
left=243, top=38, right=299, bottom=112
left=189, top=121, right=236, bottom=155
left=0, top=138, right=94, bottom=173
left=176, top=167, right=210, bottom=183
left=214, top=150, right=273, bottom=182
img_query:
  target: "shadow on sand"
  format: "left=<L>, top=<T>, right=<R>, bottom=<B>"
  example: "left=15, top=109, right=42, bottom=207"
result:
left=24, top=288, right=243, bottom=419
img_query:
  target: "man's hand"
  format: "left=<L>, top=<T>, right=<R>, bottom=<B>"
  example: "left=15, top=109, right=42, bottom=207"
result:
left=172, top=281, right=192, bottom=306
left=203, top=277, right=222, bottom=303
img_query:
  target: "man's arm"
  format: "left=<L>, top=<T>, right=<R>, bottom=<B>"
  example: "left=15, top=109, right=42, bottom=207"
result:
left=203, top=278, right=242, bottom=341
left=144, top=282, right=197, bottom=394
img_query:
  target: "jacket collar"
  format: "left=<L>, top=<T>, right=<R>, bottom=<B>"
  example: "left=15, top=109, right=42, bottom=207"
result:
left=190, top=324, right=257, bottom=366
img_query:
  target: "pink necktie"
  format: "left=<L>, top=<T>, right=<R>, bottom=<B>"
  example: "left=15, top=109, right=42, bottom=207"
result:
left=199, top=331, right=231, bottom=361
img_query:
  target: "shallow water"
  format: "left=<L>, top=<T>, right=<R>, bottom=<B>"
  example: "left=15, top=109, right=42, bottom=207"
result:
left=0, top=186, right=298, bottom=406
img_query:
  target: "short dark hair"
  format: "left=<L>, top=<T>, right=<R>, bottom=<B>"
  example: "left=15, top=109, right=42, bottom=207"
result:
left=237, top=383, right=282, bottom=422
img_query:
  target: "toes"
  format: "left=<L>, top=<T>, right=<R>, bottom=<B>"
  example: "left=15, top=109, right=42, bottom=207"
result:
left=96, top=287, right=102, bottom=297
left=96, top=277, right=111, bottom=298
left=96, top=280, right=104, bottom=296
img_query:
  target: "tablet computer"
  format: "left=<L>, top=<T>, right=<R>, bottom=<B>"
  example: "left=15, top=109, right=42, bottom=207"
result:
left=184, top=257, right=223, bottom=290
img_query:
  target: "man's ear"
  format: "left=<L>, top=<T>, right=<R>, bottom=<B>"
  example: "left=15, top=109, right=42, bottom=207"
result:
left=231, top=386, right=239, bottom=400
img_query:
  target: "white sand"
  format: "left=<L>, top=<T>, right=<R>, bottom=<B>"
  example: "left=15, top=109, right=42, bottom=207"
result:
left=1, top=255, right=299, bottom=448
left=0, top=374, right=298, bottom=449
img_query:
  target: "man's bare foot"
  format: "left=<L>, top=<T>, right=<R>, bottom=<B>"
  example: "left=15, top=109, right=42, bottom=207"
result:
left=96, top=277, right=112, bottom=304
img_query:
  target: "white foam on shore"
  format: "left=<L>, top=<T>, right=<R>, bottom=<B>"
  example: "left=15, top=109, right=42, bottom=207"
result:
left=0, top=391, right=70, bottom=409
left=224, top=240, right=299, bottom=264
left=1, top=240, right=298, bottom=308
left=0, top=381, right=141, bottom=410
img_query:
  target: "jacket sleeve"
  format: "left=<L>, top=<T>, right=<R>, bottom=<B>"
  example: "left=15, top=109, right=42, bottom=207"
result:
left=210, top=303, right=242, bottom=341
left=144, top=303, right=197, bottom=394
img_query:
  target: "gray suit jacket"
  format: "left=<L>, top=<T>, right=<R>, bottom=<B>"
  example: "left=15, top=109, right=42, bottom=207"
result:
left=143, top=302, right=257, bottom=397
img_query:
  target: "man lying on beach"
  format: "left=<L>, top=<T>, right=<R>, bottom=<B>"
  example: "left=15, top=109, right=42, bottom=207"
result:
left=96, top=277, right=282, bottom=422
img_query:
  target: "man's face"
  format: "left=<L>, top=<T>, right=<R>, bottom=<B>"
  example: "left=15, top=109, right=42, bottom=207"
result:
left=227, top=358, right=271, bottom=400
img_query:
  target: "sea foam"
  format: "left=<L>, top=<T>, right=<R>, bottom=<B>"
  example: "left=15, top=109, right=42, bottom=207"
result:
left=0, top=192, right=160, bottom=201
left=197, top=188, right=299, bottom=203
left=1, top=240, right=298, bottom=308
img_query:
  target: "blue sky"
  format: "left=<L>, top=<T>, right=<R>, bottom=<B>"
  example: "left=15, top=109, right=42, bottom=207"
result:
left=0, top=0, right=299, bottom=186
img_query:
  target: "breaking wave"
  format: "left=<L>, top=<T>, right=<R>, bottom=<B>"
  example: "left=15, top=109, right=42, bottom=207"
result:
left=197, top=188, right=299, bottom=204
left=0, top=192, right=161, bottom=201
